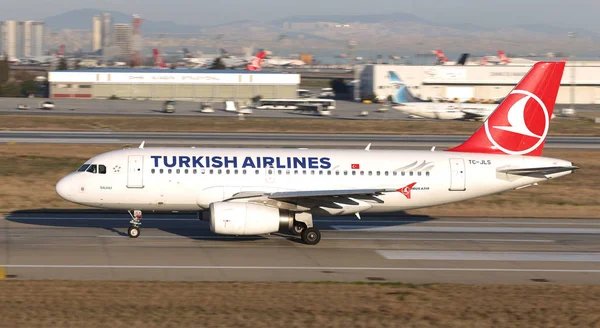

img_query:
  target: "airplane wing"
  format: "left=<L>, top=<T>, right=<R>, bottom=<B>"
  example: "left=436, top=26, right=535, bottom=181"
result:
left=226, top=188, right=397, bottom=211
left=498, top=166, right=579, bottom=178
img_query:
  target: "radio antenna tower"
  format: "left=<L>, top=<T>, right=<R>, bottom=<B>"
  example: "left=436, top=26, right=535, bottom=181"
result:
left=131, top=14, right=143, bottom=67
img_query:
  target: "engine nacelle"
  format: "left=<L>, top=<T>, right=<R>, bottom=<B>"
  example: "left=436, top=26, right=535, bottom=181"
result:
left=210, top=202, right=293, bottom=235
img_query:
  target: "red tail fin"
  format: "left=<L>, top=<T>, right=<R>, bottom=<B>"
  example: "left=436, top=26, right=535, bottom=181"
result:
left=153, top=49, right=167, bottom=68
left=246, top=51, right=266, bottom=71
left=435, top=49, right=448, bottom=63
left=498, top=50, right=509, bottom=64
left=57, top=45, right=65, bottom=57
left=447, top=62, right=565, bottom=156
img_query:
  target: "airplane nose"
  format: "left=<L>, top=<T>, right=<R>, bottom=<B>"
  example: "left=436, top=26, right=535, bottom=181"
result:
left=55, top=175, right=73, bottom=201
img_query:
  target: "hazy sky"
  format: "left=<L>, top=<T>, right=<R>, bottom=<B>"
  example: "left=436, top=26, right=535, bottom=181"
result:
left=1, top=0, right=599, bottom=30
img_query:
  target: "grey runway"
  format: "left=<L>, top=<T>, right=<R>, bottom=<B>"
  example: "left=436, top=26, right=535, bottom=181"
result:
left=2, top=212, right=600, bottom=284
left=2, top=131, right=600, bottom=149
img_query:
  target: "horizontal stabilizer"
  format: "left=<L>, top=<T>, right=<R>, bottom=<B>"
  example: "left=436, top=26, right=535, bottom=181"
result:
left=497, top=166, right=578, bottom=178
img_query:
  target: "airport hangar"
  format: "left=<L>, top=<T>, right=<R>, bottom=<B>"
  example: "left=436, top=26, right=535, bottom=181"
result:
left=48, top=69, right=301, bottom=103
left=361, top=63, right=600, bottom=104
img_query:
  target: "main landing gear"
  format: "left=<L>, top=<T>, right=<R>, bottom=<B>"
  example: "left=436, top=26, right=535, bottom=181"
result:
left=290, top=213, right=321, bottom=245
left=127, top=210, right=142, bottom=238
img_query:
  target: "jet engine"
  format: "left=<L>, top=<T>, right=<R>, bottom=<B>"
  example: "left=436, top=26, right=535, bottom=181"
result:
left=209, top=202, right=293, bottom=235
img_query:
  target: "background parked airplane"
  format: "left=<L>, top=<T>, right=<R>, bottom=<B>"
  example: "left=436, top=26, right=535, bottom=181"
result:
left=389, top=71, right=497, bottom=121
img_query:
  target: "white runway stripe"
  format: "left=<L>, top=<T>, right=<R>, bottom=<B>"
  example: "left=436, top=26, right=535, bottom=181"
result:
left=377, top=250, right=600, bottom=262
left=332, top=226, right=600, bottom=234
left=3, top=264, right=600, bottom=273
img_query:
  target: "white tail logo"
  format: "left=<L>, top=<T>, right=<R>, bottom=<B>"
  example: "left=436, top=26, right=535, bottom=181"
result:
left=493, top=95, right=542, bottom=138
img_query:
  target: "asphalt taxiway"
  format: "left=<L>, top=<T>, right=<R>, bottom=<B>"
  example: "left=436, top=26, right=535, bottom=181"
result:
left=3, top=131, right=600, bottom=149
left=2, top=212, right=600, bottom=284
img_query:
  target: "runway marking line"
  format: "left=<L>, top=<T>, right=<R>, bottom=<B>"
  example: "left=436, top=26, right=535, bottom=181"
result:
left=377, top=250, right=600, bottom=262
left=3, top=265, right=600, bottom=273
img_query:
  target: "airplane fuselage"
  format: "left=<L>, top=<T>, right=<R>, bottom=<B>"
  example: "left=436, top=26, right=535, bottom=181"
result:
left=56, top=147, right=572, bottom=214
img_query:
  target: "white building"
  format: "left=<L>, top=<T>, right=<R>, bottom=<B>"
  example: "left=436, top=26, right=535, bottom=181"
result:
left=23, top=21, right=44, bottom=57
left=49, top=69, right=300, bottom=102
left=1, top=20, right=20, bottom=58
left=360, top=63, right=600, bottom=104
left=102, top=13, right=112, bottom=47
left=1, top=20, right=44, bottom=58
left=113, top=24, right=132, bottom=59
left=92, top=16, right=102, bottom=52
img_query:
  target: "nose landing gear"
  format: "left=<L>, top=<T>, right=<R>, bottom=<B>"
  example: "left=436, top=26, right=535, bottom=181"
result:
left=127, top=210, right=142, bottom=238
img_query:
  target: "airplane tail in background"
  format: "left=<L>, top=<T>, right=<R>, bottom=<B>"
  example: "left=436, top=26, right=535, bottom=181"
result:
left=388, top=71, right=424, bottom=103
left=246, top=51, right=266, bottom=71
left=498, top=50, right=510, bottom=64
left=153, top=49, right=167, bottom=68
left=480, top=56, right=489, bottom=66
left=57, top=45, right=65, bottom=57
left=447, top=62, right=565, bottom=156
left=434, top=49, right=448, bottom=63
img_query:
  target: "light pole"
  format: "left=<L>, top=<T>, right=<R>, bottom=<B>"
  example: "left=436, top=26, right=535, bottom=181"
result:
left=568, top=31, right=576, bottom=110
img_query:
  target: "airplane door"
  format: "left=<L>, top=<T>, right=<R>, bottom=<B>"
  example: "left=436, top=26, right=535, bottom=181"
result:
left=127, top=155, right=144, bottom=188
left=449, top=158, right=466, bottom=191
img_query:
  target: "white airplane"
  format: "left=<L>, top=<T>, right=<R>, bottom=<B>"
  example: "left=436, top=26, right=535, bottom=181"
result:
left=389, top=71, right=497, bottom=121
left=56, top=62, right=576, bottom=245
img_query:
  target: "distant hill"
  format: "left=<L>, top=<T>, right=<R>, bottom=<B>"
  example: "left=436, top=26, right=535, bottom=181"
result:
left=274, top=12, right=430, bottom=25
left=44, top=8, right=204, bottom=34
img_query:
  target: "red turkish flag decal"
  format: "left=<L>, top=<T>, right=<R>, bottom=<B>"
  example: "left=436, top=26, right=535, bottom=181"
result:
left=351, top=164, right=360, bottom=169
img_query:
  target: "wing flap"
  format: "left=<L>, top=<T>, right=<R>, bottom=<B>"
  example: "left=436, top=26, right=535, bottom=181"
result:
left=268, top=188, right=395, bottom=200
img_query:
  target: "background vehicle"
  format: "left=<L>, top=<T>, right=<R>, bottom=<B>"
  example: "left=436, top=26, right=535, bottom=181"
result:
left=39, top=101, right=55, bottom=110
left=163, top=101, right=176, bottom=113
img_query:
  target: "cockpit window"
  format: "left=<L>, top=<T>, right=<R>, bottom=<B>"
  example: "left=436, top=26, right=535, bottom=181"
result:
left=86, top=164, right=98, bottom=174
left=77, top=164, right=90, bottom=172
left=99, top=165, right=106, bottom=174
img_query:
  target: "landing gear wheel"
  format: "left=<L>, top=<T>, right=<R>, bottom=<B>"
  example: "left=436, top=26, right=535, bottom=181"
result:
left=301, top=227, right=321, bottom=245
left=127, top=226, right=140, bottom=238
left=290, top=222, right=306, bottom=236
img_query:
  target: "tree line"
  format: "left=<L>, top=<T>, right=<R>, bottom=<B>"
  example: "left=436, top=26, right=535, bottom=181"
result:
left=0, top=56, right=48, bottom=97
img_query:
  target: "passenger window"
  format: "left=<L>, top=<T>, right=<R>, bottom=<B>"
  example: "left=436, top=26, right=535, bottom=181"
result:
left=210, top=169, right=213, bottom=174
left=418, top=172, right=422, bottom=176
left=185, top=169, right=189, bottom=174
left=303, top=170, right=307, bottom=175
left=242, top=169, right=246, bottom=175
left=368, top=171, right=372, bottom=176
left=255, top=169, right=259, bottom=175
left=409, top=172, right=413, bottom=176
left=160, top=169, right=164, bottom=174
left=393, top=171, right=397, bottom=176
left=226, top=169, right=230, bottom=175
left=218, top=169, right=222, bottom=174
left=193, top=169, right=197, bottom=174
left=352, top=171, right=356, bottom=176
left=385, top=171, right=388, bottom=176
left=426, top=172, right=430, bottom=176
left=294, top=170, right=299, bottom=175
left=286, top=170, right=290, bottom=175
left=401, top=172, right=405, bottom=176
left=277, top=170, right=282, bottom=175
left=343, top=171, right=347, bottom=175
left=376, top=171, right=380, bottom=176
left=99, top=165, right=106, bottom=174
left=201, top=169, right=205, bottom=174
left=151, top=169, right=155, bottom=174
left=319, top=171, right=323, bottom=175
left=86, top=164, right=97, bottom=174
left=168, top=169, right=172, bottom=174
left=176, top=169, right=180, bottom=174
left=234, top=169, right=238, bottom=175
left=335, top=171, right=339, bottom=175
left=311, top=170, right=315, bottom=175
left=327, top=171, right=331, bottom=175
left=360, top=171, right=364, bottom=176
